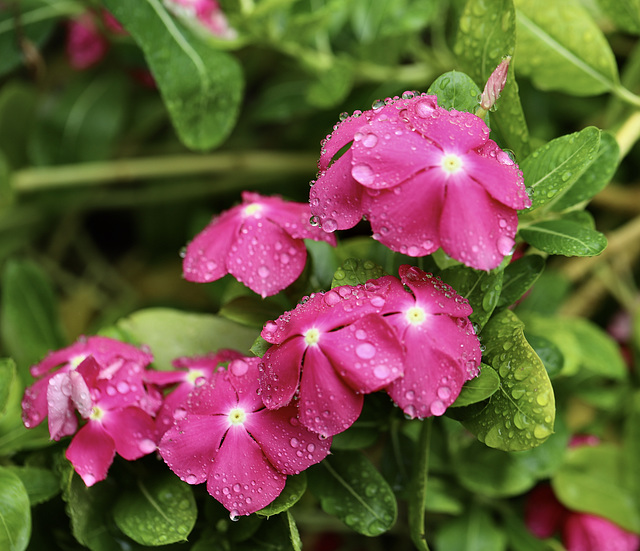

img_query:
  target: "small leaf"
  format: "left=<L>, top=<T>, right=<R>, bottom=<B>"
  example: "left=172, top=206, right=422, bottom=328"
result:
left=250, top=335, right=271, bottom=358
left=113, top=472, right=197, bottom=545
left=427, top=71, right=484, bottom=115
left=497, top=254, right=545, bottom=309
left=462, top=310, right=555, bottom=451
left=235, top=511, right=301, bottom=551
left=435, top=503, right=507, bottom=551
left=519, top=219, right=607, bottom=257
left=0, top=466, right=30, bottom=551
left=257, top=473, right=307, bottom=518
left=5, top=466, right=59, bottom=506
left=451, top=364, right=500, bottom=407
left=522, top=127, right=601, bottom=212
left=0, top=358, right=15, bottom=416
left=307, top=450, right=397, bottom=536
left=331, top=258, right=386, bottom=289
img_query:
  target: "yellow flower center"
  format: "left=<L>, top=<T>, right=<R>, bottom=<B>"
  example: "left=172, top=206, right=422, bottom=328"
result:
left=243, top=203, right=262, bottom=216
left=441, top=153, right=463, bottom=174
left=406, top=306, right=427, bottom=325
left=228, top=408, right=246, bottom=425
left=304, top=328, right=321, bottom=346
left=89, top=406, right=104, bottom=421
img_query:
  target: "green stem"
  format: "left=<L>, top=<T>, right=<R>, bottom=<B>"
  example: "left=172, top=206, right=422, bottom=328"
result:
left=614, top=110, right=640, bottom=159
left=408, top=418, right=433, bottom=551
left=0, top=2, right=82, bottom=35
left=613, top=84, right=640, bottom=110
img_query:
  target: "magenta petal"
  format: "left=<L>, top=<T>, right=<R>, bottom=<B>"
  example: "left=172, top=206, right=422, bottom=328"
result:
left=410, top=107, right=490, bottom=152
left=47, top=373, right=78, bottom=441
left=525, top=484, right=567, bottom=538
left=187, top=378, right=238, bottom=416
left=207, top=426, right=286, bottom=516
left=101, top=407, right=157, bottom=460
left=246, top=404, right=331, bottom=475
left=144, top=369, right=189, bottom=386
left=298, top=346, right=363, bottom=437
left=182, top=208, right=242, bottom=282
left=70, top=371, right=93, bottom=418
left=226, top=357, right=264, bottom=412
left=440, top=178, right=519, bottom=270
left=318, top=114, right=371, bottom=171
left=227, top=217, right=307, bottom=297
left=22, top=376, right=53, bottom=429
left=321, top=314, right=404, bottom=393
left=66, top=421, right=116, bottom=486
left=563, top=513, right=640, bottom=551
left=159, top=414, right=228, bottom=485
left=260, top=338, right=306, bottom=409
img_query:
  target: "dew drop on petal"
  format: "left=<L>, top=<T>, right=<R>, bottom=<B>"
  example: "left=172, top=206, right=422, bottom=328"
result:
left=430, top=400, right=446, bottom=416
left=352, top=163, right=374, bottom=186
left=437, top=387, right=451, bottom=401
left=230, top=359, right=249, bottom=377
left=323, top=218, right=338, bottom=233
left=173, top=407, right=187, bottom=420
left=83, top=474, right=96, bottom=486
left=258, top=266, right=270, bottom=278
left=356, top=343, right=376, bottom=359
left=290, top=437, right=299, bottom=448
left=373, top=365, right=390, bottom=379
left=497, top=235, right=515, bottom=256
left=139, top=439, right=156, bottom=454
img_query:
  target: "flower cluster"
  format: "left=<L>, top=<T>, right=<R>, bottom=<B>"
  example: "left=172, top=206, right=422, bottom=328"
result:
left=260, top=265, right=481, bottom=437
left=309, top=93, right=531, bottom=271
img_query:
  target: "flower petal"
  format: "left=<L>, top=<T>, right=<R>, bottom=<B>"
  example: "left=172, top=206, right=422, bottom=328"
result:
left=563, top=513, right=640, bottom=551
left=47, top=373, right=78, bottom=441
left=66, top=421, right=116, bottom=486
left=226, top=357, right=264, bottom=412
left=102, top=407, right=157, bottom=460
left=22, top=376, right=52, bottom=429
left=524, top=484, right=568, bottom=538
left=260, top=337, right=306, bottom=409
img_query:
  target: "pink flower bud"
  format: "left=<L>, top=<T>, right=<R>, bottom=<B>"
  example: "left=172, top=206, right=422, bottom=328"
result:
left=479, top=56, right=511, bottom=111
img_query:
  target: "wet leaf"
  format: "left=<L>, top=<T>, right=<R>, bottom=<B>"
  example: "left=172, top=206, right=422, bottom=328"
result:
left=497, top=254, right=545, bottom=309
left=235, top=511, right=301, bottom=551
left=0, top=82, right=38, bottom=169
left=0, top=466, right=30, bottom=551
left=523, top=332, right=564, bottom=377
left=220, top=296, right=288, bottom=329
left=519, top=219, right=607, bottom=257
left=308, top=450, right=397, bottom=536
left=427, top=71, right=484, bottom=116
left=435, top=503, right=507, bottom=551
left=331, top=258, right=386, bottom=289
left=514, top=0, right=619, bottom=95
left=451, top=364, right=500, bottom=407
left=5, top=466, right=59, bottom=506
left=257, top=473, right=307, bottom=518
left=461, top=310, right=555, bottom=451
left=113, top=472, right=196, bottom=545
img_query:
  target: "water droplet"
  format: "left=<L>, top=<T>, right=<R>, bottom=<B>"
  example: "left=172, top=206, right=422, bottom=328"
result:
left=373, top=365, right=390, bottom=379
left=173, top=407, right=187, bottom=420
left=290, top=437, right=299, bottom=448
left=139, top=439, right=156, bottom=454
left=323, top=218, right=338, bottom=233
left=356, top=343, right=376, bottom=359
left=533, top=424, right=552, bottom=439
left=351, top=163, right=374, bottom=186
left=230, top=359, right=249, bottom=377
left=497, top=235, right=515, bottom=256
left=83, top=473, right=96, bottom=486
left=437, top=386, right=451, bottom=400
left=362, top=133, right=378, bottom=148
left=258, top=266, right=270, bottom=278
left=430, top=400, right=446, bottom=416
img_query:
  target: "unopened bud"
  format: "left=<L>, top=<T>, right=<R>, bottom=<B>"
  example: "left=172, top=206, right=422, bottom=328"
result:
left=479, top=56, right=512, bottom=112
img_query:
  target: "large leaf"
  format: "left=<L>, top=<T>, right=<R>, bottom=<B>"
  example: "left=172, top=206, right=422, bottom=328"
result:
left=435, top=503, right=507, bottom=551
left=307, top=450, right=397, bottom=536
left=103, top=0, right=243, bottom=150
left=461, top=310, right=555, bottom=451
left=6, top=466, right=59, bottom=506
left=519, top=219, right=607, bottom=257
left=331, top=258, right=386, bottom=289
left=514, top=0, right=619, bottom=95
left=0, top=467, right=30, bottom=551
left=496, top=254, right=545, bottom=309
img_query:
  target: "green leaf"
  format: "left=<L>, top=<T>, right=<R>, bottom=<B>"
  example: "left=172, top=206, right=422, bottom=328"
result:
left=622, top=392, right=640, bottom=503
left=521, top=127, right=600, bottom=212
left=427, top=71, right=484, bottom=116
left=103, top=0, right=243, bottom=150
left=523, top=332, right=564, bottom=377
left=514, top=0, right=620, bottom=95
left=306, top=57, right=354, bottom=108
left=519, top=219, right=607, bottom=257
left=435, top=503, right=507, bottom=551
left=0, top=466, right=30, bottom=551
left=500, top=505, right=558, bottom=551
left=462, top=310, right=555, bottom=451
left=551, top=131, right=620, bottom=211
left=113, top=472, right=196, bottom=545
left=0, top=81, right=39, bottom=169
left=331, top=258, right=386, bottom=289
left=497, top=254, right=545, bottom=309
left=451, top=364, right=500, bottom=407
left=250, top=335, right=271, bottom=358
left=0, top=358, right=15, bottom=417
left=424, top=476, right=464, bottom=515
left=308, top=450, right=397, bottom=536
left=595, top=0, right=640, bottom=35
left=440, top=266, right=503, bottom=330
left=305, top=239, right=340, bottom=290
left=552, top=444, right=640, bottom=532
left=515, top=271, right=571, bottom=316
left=5, top=466, right=59, bottom=506
left=115, top=308, right=259, bottom=370
left=1, top=259, right=66, bottom=376
left=235, top=511, right=301, bottom=551
left=257, top=473, right=307, bottom=518
left=219, top=296, right=288, bottom=329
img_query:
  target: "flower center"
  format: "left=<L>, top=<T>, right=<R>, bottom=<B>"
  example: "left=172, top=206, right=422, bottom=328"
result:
left=186, top=368, right=206, bottom=386
left=441, top=153, right=463, bottom=174
left=89, top=406, right=104, bottom=421
left=69, top=354, right=87, bottom=369
left=243, top=203, right=262, bottom=217
left=406, top=306, right=427, bottom=325
left=304, top=328, right=321, bottom=346
left=228, top=407, right=247, bottom=426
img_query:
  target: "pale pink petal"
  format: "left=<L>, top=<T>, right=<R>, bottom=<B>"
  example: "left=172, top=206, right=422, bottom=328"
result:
left=564, top=514, right=640, bottom=551
left=320, top=314, right=404, bottom=393
left=47, top=373, right=77, bottom=441
left=70, top=371, right=93, bottom=418
left=21, top=377, right=52, bottom=429
left=207, top=426, right=286, bottom=516
left=66, top=421, right=116, bottom=486
left=246, top=404, right=332, bottom=475
left=159, top=414, right=229, bottom=485
left=227, top=216, right=308, bottom=297
left=155, top=384, right=194, bottom=435
left=102, top=407, right=157, bottom=460
left=439, top=177, right=519, bottom=270
left=182, top=208, right=242, bottom=282
left=260, top=337, right=306, bottom=409
left=298, top=346, right=364, bottom=437
left=525, top=484, right=567, bottom=538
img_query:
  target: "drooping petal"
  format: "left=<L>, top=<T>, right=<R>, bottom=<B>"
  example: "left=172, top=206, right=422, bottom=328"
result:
left=70, top=370, right=93, bottom=418
left=227, top=216, right=308, bottom=297
left=66, top=421, right=116, bottom=486
left=439, top=176, right=519, bottom=270
left=159, top=414, right=229, bottom=485
left=47, top=373, right=78, bottom=441
left=246, top=404, right=331, bottom=475
left=563, top=513, right=640, bottom=551
left=101, top=407, right=157, bottom=460
left=259, top=337, right=306, bottom=409
left=207, top=425, right=286, bottom=516
left=22, top=376, right=52, bottom=429
left=298, top=346, right=364, bottom=437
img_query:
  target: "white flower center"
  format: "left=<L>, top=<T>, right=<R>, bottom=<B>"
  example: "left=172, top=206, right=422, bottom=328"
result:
left=304, top=328, right=321, bottom=346
left=89, top=406, right=104, bottom=421
left=441, top=153, right=463, bottom=174
left=69, top=354, right=87, bottom=369
left=186, top=368, right=206, bottom=385
left=406, top=306, right=427, bottom=325
left=243, top=203, right=262, bottom=217
left=228, top=407, right=247, bottom=426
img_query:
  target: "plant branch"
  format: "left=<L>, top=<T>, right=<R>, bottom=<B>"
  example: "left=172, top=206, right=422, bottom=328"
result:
left=408, top=418, right=433, bottom=551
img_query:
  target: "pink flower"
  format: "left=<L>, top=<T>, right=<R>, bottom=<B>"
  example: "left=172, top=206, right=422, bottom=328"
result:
left=377, top=266, right=481, bottom=418
left=479, top=57, right=511, bottom=112
left=65, top=12, right=109, bottom=70
left=145, top=349, right=244, bottom=434
left=259, top=282, right=405, bottom=437
left=159, top=356, right=331, bottom=517
left=164, top=0, right=237, bottom=40
left=309, top=94, right=530, bottom=270
left=182, top=191, right=336, bottom=297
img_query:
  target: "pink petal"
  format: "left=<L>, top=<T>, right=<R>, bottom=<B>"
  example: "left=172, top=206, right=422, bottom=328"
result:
left=70, top=370, right=93, bottom=418
left=439, top=177, right=519, bottom=270
left=564, top=513, right=640, bottom=551
left=227, top=216, right=308, bottom=297
left=159, top=414, right=229, bottom=485
left=298, top=346, right=364, bottom=437
left=321, top=314, right=404, bottom=393
left=22, top=376, right=52, bottom=429
left=144, top=369, right=189, bottom=387
left=102, top=407, right=157, bottom=460
left=409, top=106, right=490, bottom=152
left=524, top=485, right=568, bottom=538
left=260, top=337, right=306, bottom=409
left=246, top=404, right=332, bottom=475
left=207, top=426, right=286, bottom=516
left=318, top=113, right=372, bottom=171
left=182, top=208, right=242, bottom=282
left=363, top=169, right=445, bottom=257
left=66, top=14, right=109, bottom=70
left=91, top=360, right=146, bottom=411
left=47, top=373, right=78, bottom=441
left=226, top=357, right=264, bottom=412
left=66, top=421, right=116, bottom=486
left=187, top=378, right=239, bottom=416
left=155, top=384, right=194, bottom=435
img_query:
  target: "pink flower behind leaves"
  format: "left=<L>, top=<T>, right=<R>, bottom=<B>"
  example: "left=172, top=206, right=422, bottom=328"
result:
left=66, top=12, right=110, bottom=70
left=164, top=0, right=237, bottom=40
left=159, top=356, right=331, bottom=517
left=260, top=282, right=404, bottom=437
left=310, top=93, right=530, bottom=271
left=182, top=191, right=336, bottom=297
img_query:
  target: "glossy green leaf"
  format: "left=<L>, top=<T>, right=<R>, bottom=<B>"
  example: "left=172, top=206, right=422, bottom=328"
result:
left=103, top=0, right=243, bottom=150
left=427, top=71, right=484, bottom=116
left=0, top=358, right=15, bottom=417
left=257, top=473, right=307, bottom=518
left=523, top=332, right=564, bottom=377
left=552, top=444, right=640, bottom=532
left=462, top=310, right=555, bottom=451
left=521, top=127, right=600, bottom=212
left=235, top=511, right=301, bottom=551
left=115, top=308, right=259, bottom=370
left=0, top=467, right=30, bottom=551
left=515, top=271, right=571, bottom=316
left=595, top=0, right=640, bottom=34
left=113, top=472, right=196, bottom=545
left=424, top=476, right=465, bottom=515
left=519, top=220, right=607, bottom=257
left=435, top=503, right=507, bottom=551
left=514, top=0, right=619, bottom=95
left=6, top=466, right=59, bottom=506
left=451, top=364, right=500, bottom=407
left=306, top=239, right=340, bottom=290
left=308, top=450, right=397, bottom=536
left=497, top=254, right=545, bottom=309
left=331, top=258, right=386, bottom=289
left=440, top=266, right=503, bottom=330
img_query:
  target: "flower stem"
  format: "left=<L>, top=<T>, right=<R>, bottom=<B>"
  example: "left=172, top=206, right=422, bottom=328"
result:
left=408, top=418, right=433, bottom=551
left=614, top=110, right=640, bottom=159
